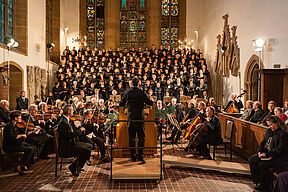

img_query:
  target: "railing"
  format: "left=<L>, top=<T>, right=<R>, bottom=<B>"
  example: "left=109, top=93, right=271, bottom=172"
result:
left=109, top=119, right=163, bottom=181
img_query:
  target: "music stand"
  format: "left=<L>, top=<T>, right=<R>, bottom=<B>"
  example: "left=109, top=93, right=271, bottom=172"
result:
left=163, top=114, right=183, bottom=152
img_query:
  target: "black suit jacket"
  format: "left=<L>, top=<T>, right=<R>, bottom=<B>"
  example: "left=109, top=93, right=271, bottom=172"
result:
left=247, top=109, right=265, bottom=123
left=16, top=97, right=28, bottom=110
left=206, top=115, right=222, bottom=144
left=120, top=87, right=153, bottom=122
left=3, top=122, right=24, bottom=152
left=58, top=116, right=82, bottom=157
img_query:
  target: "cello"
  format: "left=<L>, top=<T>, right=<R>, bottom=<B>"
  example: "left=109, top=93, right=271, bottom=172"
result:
left=185, top=121, right=209, bottom=151
left=183, top=113, right=202, bottom=140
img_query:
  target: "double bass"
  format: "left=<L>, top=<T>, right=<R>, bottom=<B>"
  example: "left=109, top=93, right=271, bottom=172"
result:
left=225, top=91, right=246, bottom=113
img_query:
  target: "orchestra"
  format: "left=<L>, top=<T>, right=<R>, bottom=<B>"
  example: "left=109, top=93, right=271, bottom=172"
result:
left=0, top=46, right=287, bottom=191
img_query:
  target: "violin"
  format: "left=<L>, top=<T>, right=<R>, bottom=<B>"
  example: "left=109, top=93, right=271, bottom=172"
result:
left=91, top=115, right=106, bottom=124
left=16, top=120, right=36, bottom=130
left=70, top=115, right=83, bottom=121
left=34, top=113, right=52, bottom=120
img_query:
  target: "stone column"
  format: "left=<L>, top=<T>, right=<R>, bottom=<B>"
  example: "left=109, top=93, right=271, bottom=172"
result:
left=105, top=0, right=120, bottom=50
left=146, top=0, right=161, bottom=48
left=179, top=0, right=186, bottom=41
left=79, top=0, right=87, bottom=39
left=52, top=0, right=60, bottom=63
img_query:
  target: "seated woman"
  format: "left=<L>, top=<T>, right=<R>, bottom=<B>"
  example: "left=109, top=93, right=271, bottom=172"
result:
left=3, top=110, right=36, bottom=174
left=240, top=100, right=254, bottom=120
left=248, top=116, right=288, bottom=192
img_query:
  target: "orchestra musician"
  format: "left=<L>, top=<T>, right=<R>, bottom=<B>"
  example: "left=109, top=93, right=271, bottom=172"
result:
left=3, top=110, right=36, bottom=174
left=21, top=104, right=54, bottom=160
left=186, top=106, right=222, bottom=159
left=119, top=76, right=153, bottom=164
left=168, top=101, right=197, bottom=143
left=223, top=93, right=244, bottom=113
left=38, top=102, right=58, bottom=135
left=0, top=100, right=10, bottom=125
left=248, top=116, right=288, bottom=192
left=16, top=91, right=29, bottom=111
left=58, top=105, right=92, bottom=176
left=81, top=110, right=109, bottom=163
left=155, top=100, right=165, bottom=139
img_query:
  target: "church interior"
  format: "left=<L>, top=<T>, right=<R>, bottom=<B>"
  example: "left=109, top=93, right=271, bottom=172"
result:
left=0, top=0, right=288, bottom=191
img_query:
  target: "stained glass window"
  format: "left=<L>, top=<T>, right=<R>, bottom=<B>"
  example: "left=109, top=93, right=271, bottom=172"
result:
left=0, top=0, right=4, bottom=43
left=86, top=0, right=104, bottom=49
left=120, top=0, right=146, bottom=49
left=0, top=0, right=14, bottom=43
left=8, top=0, right=12, bottom=37
left=161, top=0, right=179, bottom=48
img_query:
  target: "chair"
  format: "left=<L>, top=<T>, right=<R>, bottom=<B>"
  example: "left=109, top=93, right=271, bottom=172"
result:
left=53, top=127, right=78, bottom=177
left=209, top=120, right=234, bottom=161
left=0, top=127, right=24, bottom=173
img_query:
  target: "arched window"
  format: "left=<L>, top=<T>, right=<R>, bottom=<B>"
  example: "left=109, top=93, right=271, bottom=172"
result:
left=0, top=0, right=14, bottom=43
left=87, top=0, right=104, bottom=49
left=161, top=0, right=179, bottom=48
left=120, top=0, right=146, bottom=49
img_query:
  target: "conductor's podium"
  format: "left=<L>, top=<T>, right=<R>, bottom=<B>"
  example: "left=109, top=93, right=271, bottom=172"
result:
left=113, top=104, right=157, bottom=158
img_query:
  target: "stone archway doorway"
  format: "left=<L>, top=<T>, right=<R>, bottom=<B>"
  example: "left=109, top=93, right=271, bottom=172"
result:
left=244, top=54, right=264, bottom=103
left=0, top=62, right=24, bottom=110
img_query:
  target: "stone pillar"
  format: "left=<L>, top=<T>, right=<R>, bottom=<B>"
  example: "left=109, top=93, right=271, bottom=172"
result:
left=146, top=0, right=161, bottom=48
left=179, top=0, right=186, bottom=41
left=52, top=0, right=60, bottom=63
left=105, top=0, right=120, bottom=50
left=79, top=0, right=87, bottom=39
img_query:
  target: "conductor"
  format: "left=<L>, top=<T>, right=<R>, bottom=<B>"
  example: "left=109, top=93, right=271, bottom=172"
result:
left=120, top=77, right=153, bottom=164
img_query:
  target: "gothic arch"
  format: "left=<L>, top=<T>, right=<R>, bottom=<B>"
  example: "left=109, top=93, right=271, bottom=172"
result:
left=0, top=61, right=24, bottom=110
left=244, top=54, right=264, bottom=102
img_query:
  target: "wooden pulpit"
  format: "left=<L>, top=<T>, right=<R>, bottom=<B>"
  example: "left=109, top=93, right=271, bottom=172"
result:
left=114, top=104, right=157, bottom=158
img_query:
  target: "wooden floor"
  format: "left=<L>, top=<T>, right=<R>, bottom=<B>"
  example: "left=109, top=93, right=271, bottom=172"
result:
left=111, top=158, right=162, bottom=180
left=163, top=155, right=250, bottom=175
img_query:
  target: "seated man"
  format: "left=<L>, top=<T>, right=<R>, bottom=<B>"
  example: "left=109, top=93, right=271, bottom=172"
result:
left=58, top=105, right=92, bottom=176
left=3, top=110, right=35, bottom=173
left=193, top=106, right=222, bottom=159
left=38, top=102, right=58, bottom=135
left=0, top=100, right=10, bottom=125
left=80, top=110, right=109, bottom=163
left=21, top=104, right=54, bottom=159
left=246, top=101, right=265, bottom=123
left=168, top=101, right=197, bottom=143
left=248, top=116, right=288, bottom=192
